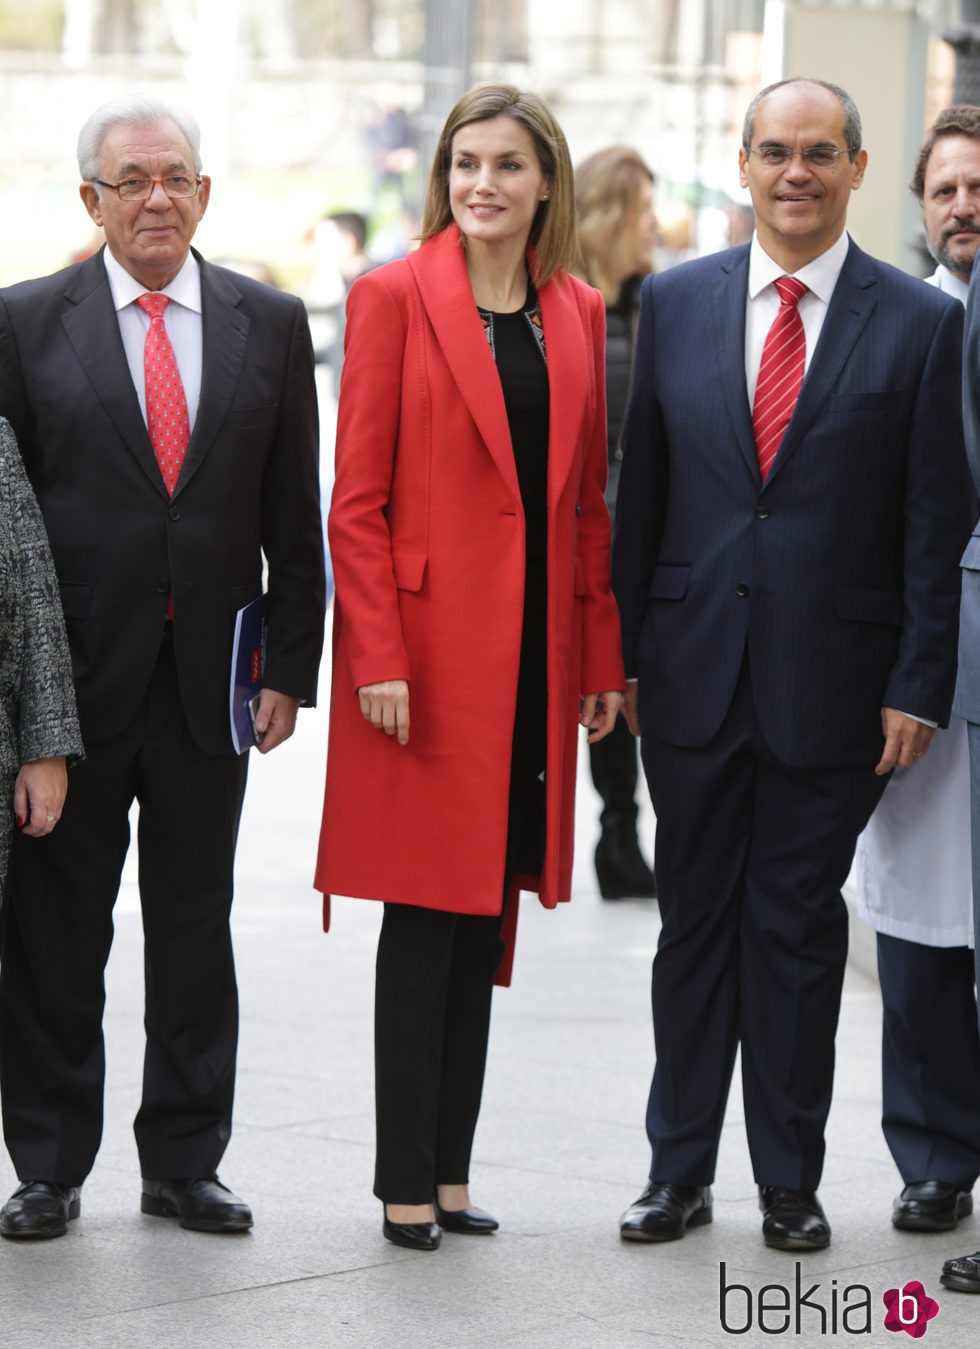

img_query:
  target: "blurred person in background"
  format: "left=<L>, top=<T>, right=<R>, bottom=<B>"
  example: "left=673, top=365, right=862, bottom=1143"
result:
left=0, top=417, right=82, bottom=905
left=856, top=105, right=980, bottom=1244
left=309, top=210, right=375, bottom=394
left=316, top=83, right=624, bottom=1253
left=575, top=146, right=658, bottom=900
left=0, top=91, right=324, bottom=1241
left=365, top=85, right=419, bottom=214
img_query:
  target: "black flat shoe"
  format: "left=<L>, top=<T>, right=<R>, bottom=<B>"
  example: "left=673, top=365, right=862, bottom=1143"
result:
left=759, top=1186, right=830, bottom=1250
left=941, top=1251, right=980, bottom=1293
left=435, top=1201, right=499, bottom=1234
left=141, top=1177, right=253, bottom=1232
left=383, top=1213, right=441, bottom=1251
left=893, top=1181, right=973, bottom=1232
left=619, top=1180, right=712, bottom=1242
left=0, top=1181, right=81, bottom=1240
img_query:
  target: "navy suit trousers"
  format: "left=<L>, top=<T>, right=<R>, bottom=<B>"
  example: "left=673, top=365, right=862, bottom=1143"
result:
left=640, top=658, right=887, bottom=1190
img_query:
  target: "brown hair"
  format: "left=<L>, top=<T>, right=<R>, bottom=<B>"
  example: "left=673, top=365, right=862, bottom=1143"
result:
left=911, top=105, right=980, bottom=200
left=574, top=145, right=655, bottom=304
left=419, top=83, right=575, bottom=286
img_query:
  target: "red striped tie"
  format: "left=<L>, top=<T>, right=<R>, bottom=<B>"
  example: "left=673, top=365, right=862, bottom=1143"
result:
left=137, top=292, right=190, bottom=496
left=752, top=276, right=808, bottom=481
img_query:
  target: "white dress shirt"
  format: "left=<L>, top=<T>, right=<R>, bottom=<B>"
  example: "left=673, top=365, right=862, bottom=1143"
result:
left=102, top=246, right=203, bottom=431
left=744, top=229, right=849, bottom=405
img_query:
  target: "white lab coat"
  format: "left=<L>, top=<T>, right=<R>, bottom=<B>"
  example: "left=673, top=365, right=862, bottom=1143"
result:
left=854, top=264, right=973, bottom=948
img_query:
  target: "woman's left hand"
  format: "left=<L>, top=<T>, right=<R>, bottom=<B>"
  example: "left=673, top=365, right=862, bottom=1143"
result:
left=580, top=691, right=623, bottom=744
left=13, top=756, right=68, bottom=837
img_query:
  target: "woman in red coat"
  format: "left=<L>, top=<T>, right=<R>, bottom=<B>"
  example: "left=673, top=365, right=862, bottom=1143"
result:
left=316, top=84, right=624, bottom=1252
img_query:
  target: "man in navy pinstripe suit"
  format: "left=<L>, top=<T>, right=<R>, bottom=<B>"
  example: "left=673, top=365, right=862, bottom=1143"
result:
left=612, top=79, right=971, bottom=1251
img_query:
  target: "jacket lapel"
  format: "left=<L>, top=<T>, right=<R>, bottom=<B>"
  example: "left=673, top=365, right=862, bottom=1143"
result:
left=711, top=246, right=760, bottom=483
left=60, top=251, right=167, bottom=498
left=408, top=227, right=520, bottom=498
left=537, top=277, right=590, bottom=505
left=765, top=238, right=877, bottom=485
left=174, top=254, right=249, bottom=497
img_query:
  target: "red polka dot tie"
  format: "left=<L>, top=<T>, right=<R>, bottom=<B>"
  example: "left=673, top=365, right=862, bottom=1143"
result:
left=752, top=276, right=808, bottom=482
left=137, top=292, right=190, bottom=496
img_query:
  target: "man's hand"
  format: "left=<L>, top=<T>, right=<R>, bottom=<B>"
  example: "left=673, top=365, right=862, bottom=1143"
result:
left=253, top=688, right=301, bottom=754
left=621, top=682, right=641, bottom=737
left=581, top=690, right=624, bottom=744
left=875, top=707, right=935, bottom=776
left=13, top=756, right=68, bottom=836
left=358, top=680, right=410, bottom=746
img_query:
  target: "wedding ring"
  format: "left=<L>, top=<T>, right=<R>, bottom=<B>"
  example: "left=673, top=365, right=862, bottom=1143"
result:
left=46, top=814, right=55, bottom=821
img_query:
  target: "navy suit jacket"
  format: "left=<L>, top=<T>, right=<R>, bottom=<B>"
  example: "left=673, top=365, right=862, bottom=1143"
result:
left=613, top=238, right=971, bottom=769
left=0, top=247, right=326, bottom=755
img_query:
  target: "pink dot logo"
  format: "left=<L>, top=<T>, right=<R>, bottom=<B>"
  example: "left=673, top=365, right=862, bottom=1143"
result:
left=883, top=1281, right=939, bottom=1337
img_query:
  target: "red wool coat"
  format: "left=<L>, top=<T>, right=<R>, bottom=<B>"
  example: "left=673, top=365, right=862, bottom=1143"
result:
left=315, top=226, right=624, bottom=976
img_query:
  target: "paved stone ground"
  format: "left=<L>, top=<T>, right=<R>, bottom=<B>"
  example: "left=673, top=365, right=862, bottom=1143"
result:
left=0, top=650, right=975, bottom=1347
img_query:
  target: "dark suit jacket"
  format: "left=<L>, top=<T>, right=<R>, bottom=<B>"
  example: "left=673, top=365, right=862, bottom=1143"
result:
left=613, top=238, right=972, bottom=769
left=0, top=247, right=325, bottom=755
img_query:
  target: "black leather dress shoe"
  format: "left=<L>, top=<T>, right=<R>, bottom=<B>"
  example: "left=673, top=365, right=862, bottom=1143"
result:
left=0, top=1181, right=81, bottom=1240
left=759, top=1187, right=830, bottom=1250
left=941, top=1250, right=980, bottom=1293
left=141, top=1177, right=253, bottom=1232
left=383, top=1213, right=441, bottom=1251
left=893, top=1181, right=973, bottom=1232
left=619, top=1181, right=712, bottom=1242
left=434, top=1201, right=499, bottom=1234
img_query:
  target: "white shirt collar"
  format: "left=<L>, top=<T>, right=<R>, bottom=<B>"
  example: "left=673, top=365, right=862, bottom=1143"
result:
left=747, top=229, right=850, bottom=303
left=102, top=245, right=202, bottom=314
left=930, top=263, right=970, bottom=304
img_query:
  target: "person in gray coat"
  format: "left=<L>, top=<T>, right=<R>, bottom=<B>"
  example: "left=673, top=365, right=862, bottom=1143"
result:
left=0, top=416, right=82, bottom=902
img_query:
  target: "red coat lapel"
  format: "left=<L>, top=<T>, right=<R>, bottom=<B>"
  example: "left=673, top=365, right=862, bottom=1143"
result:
left=407, top=227, right=519, bottom=499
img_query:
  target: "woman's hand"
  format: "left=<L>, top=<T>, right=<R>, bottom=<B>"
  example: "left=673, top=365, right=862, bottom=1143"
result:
left=358, top=680, right=410, bottom=746
left=13, top=756, right=68, bottom=837
left=580, top=690, right=623, bottom=744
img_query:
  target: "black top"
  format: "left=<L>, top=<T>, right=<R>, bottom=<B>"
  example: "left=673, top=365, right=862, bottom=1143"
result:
left=477, top=282, right=549, bottom=876
left=477, top=283, right=549, bottom=561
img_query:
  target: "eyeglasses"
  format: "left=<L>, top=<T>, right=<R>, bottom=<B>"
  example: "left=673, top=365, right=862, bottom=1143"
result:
left=747, top=146, right=845, bottom=169
left=93, top=174, right=202, bottom=201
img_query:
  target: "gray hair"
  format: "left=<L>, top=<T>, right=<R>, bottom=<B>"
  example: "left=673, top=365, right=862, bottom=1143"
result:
left=742, top=78, right=863, bottom=160
left=77, top=92, right=203, bottom=187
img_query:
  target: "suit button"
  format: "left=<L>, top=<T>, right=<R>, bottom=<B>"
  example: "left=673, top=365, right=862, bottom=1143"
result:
left=736, top=583, right=749, bottom=597
left=755, top=506, right=769, bottom=519
left=168, top=505, right=181, bottom=521
left=575, top=502, right=582, bottom=517
left=156, top=579, right=169, bottom=594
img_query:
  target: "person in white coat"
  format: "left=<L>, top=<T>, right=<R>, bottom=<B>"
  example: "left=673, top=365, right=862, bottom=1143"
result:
left=855, top=106, right=980, bottom=1239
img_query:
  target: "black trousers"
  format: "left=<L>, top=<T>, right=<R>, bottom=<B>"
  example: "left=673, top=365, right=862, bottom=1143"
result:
left=373, top=901, right=507, bottom=1203
left=0, top=629, right=248, bottom=1186
left=878, top=932, right=980, bottom=1189
left=588, top=713, right=641, bottom=827
left=641, top=658, right=887, bottom=1190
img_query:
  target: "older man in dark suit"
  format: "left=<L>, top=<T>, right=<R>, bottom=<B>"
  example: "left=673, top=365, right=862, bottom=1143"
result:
left=0, top=93, right=324, bottom=1239
left=613, top=79, right=970, bottom=1251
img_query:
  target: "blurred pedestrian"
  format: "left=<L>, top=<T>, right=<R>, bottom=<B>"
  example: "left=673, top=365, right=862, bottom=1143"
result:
left=0, top=417, right=82, bottom=903
left=0, top=92, right=324, bottom=1241
left=575, top=146, right=658, bottom=900
left=856, top=105, right=980, bottom=1244
left=365, top=85, right=419, bottom=213
left=316, top=82, right=624, bottom=1252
